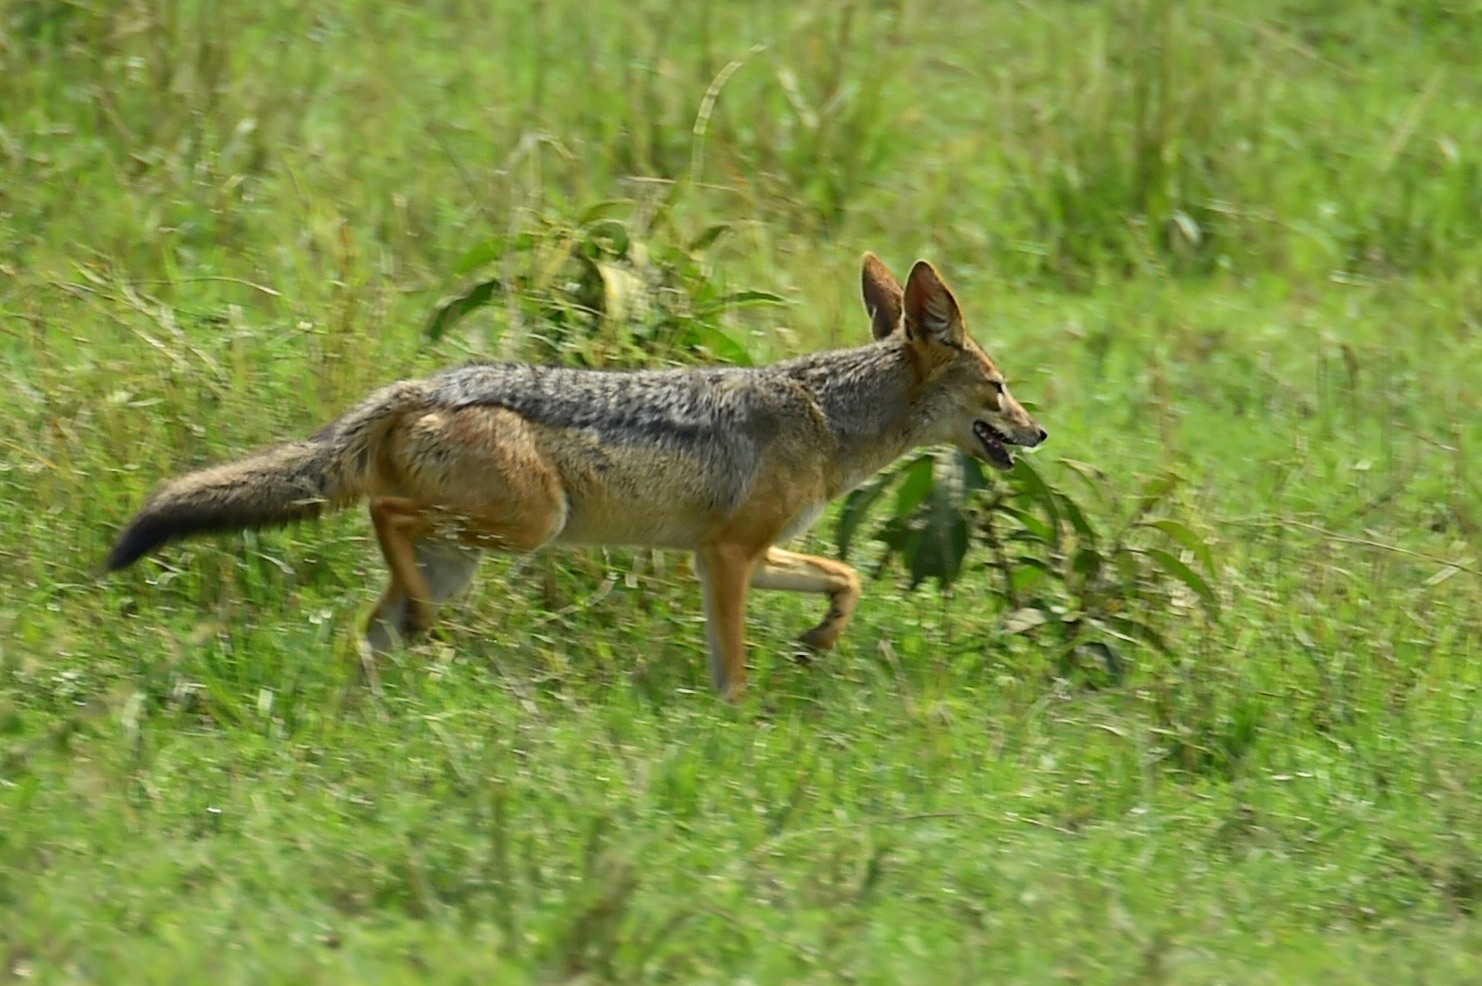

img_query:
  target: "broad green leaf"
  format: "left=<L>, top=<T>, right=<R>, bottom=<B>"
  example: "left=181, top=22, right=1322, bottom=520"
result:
left=1145, top=547, right=1220, bottom=619
left=906, top=487, right=971, bottom=590
left=998, top=505, right=1054, bottom=543
left=1010, top=457, right=1056, bottom=508
left=1146, top=519, right=1216, bottom=577
left=425, top=277, right=502, bottom=340
left=577, top=199, right=630, bottom=224
left=1057, top=491, right=1097, bottom=543
left=872, top=515, right=914, bottom=577
left=1009, top=560, right=1050, bottom=593
left=688, top=223, right=732, bottom=252
left=875, top=516, right=914, bottom=553
left=721, top=289, right=788, bottom=306
left=1008, top=459, right=1061, bottom=541
left=957, top=449, right=989, bottom=494
left=836, top=472, right=894, bottom=560
left=693, top=290, right=787, bottom=317
left=452, top=238, right=503, bottom=276
left=679, top=324, right=753, bottom=366
left=1133, top=472, right=1181, bottom=518
left=1072, top=547, right=1103, bottom=579
left=1111, top=547, right=1142, bottom=584
left=583, top=218, right=631, bottom=257
left=1057, top=458, right=1110, bottom=504
left=894, top=455, right=935, bottom=516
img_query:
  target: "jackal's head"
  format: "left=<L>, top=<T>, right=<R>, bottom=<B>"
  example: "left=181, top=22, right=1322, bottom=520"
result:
left=862, top=253, right=1047, bottom=471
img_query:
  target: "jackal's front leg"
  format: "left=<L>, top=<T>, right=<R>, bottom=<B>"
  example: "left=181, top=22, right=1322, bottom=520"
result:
left=694, top=542, right=764, bottom=701
left=750, top=547, right=862, bottom=652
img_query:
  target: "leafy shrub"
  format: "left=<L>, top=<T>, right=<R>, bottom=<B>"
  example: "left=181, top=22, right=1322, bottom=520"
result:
left=425, top=198, right=781, bottom=368
left=837, top=450, right=1221, bottom=683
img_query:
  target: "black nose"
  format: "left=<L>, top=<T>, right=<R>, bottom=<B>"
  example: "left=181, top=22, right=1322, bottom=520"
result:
left=1036, top=427, right=1048, bottom=445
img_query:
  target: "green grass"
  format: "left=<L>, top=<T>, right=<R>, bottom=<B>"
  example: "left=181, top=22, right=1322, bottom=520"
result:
left=5, top=0, right=1482, bottom=980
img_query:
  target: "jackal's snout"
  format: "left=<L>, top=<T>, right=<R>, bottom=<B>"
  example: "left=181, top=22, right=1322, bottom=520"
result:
left=968, top=380, right=1046, bottom=471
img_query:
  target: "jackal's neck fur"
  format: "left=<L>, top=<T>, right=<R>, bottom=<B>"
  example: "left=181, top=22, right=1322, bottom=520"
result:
left=772, top=336, right=928, bottom=493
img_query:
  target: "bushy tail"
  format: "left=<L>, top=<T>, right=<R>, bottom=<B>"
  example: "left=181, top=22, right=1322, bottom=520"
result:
left=106, top=379, right=431, bottom=571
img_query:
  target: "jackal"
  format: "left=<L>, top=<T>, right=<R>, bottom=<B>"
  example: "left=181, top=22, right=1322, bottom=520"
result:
left=108, top=254, right=1046, bottom=700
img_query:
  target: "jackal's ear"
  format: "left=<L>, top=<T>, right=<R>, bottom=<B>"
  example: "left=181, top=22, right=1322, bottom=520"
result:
left=903, top=260, right=965, bottom=347
left=861, top=252, right=904, bottom=340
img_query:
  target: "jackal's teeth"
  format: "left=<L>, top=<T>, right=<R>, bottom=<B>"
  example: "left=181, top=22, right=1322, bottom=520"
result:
left=973, top=420, right=1008, bottom=447
left=973, top=420, right=1015, bottom=467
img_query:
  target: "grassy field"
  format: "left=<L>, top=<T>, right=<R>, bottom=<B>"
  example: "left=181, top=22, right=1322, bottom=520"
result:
left=5, top=0, right=1482, bottom=980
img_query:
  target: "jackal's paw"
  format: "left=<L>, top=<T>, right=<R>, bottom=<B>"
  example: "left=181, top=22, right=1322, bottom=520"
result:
left=798, top=624, right=841, bottom=652
left=363, top=620, right=397, bottom=659
left=364, top=611, right=431, bottom=657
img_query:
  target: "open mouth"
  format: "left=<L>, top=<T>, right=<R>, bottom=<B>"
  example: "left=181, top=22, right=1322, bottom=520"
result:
left=973, top=420, right=1017, bottom=470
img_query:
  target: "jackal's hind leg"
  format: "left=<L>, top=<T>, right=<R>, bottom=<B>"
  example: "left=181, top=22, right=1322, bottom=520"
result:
left=749, top=547, right=862, bottom=652
left=363, top=406, right=569, bottom=656
left=365, top=528, right=482, bottom=655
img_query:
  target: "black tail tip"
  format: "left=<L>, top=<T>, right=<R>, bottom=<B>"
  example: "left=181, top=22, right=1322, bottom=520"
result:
left=105, top=519, right=166, bottom=571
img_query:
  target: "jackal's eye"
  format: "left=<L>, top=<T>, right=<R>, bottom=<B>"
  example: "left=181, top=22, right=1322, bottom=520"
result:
left=991, top=380, right=1005, bottom=395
